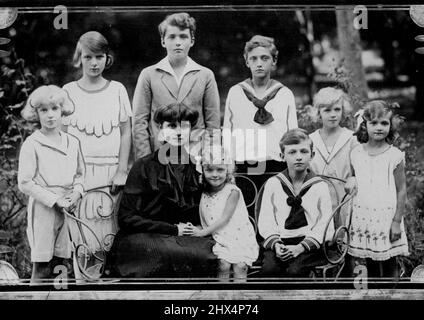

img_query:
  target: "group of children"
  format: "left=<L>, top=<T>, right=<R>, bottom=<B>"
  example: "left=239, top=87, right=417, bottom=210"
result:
left=17, top=12, right=409, bottom=282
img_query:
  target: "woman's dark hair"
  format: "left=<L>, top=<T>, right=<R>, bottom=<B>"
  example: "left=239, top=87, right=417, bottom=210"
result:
left=354, top=100, right=403, bottom=144
left=153, top=102, right=199, bottom=127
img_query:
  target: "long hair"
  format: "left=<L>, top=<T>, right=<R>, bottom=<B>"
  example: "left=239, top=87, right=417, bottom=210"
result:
left=354, top=100, right=403, bottom=144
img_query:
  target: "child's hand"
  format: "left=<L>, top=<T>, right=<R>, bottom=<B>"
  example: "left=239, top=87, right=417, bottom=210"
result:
left=65, top=191, right=82, bottom=213
left=55, top=197, right=72, bottom=211
left=274, top=243, right=286, bottom=259
left=390, top=220, right=402, bottom=242
left=187, top=225, right=205, bottom=237
left=344, top=177, right=357, bottom=195
left=110, top=170, right=127, bottom=195
left=184, top=222, right=206, bottom=237
left=278, top=244, right=305, bottom=261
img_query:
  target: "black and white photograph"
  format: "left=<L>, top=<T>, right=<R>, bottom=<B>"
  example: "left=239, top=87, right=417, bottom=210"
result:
left=1, top=0, right=424, bottom=306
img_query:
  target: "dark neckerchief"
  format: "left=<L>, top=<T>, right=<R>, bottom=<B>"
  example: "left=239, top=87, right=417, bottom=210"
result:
left=239, top=79, right=284, bottom=125
left=275, top=169, right=322, bottom=230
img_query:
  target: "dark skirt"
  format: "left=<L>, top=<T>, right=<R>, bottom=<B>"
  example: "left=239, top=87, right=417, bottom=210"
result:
left=104, top=232, right=218, bottom=278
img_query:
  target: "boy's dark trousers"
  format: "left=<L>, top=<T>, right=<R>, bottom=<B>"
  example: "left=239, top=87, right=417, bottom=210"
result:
left=259, top=236, right=328, bottom=277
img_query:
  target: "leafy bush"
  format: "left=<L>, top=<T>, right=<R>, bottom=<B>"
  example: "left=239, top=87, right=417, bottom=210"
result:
left=1, top=50, right=38, bottom=278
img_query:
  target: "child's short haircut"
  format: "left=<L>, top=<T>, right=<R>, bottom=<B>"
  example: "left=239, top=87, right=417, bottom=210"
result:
left=158, top=12, right=196, bottom=40
left=244, top=35, right=278, bottom=62
left=313, top=87, right=352, bottom=114
left=279, top=128, right=313, bottom=153
left=72, top=31, right=113, bottom=69
left=153, top=102, right=199, bottom=127
left=21, top=85, right=75, bottom=122
left=354, top=100, right=402, bottom=144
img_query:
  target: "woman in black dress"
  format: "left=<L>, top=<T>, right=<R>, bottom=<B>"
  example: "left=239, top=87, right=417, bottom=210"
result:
left=105, top=102, right=217, bottom=278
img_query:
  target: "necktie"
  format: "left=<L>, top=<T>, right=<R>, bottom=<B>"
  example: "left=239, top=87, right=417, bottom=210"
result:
left=276, top=171, right=321, bottom=230
left=240, top=83, right=283, bottom=125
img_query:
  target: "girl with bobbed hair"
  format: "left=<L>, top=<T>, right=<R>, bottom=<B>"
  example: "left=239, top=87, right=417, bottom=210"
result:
left=20, top=85, right=75, bottom=122
left=62, top=31, right=132, bottom=256
left=18, top=85, right=85, bottom=283
left=308, top=87, right=359, bottom=228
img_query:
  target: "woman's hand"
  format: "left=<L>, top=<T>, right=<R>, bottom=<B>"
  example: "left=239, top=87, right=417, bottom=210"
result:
left=110, top=170, right=127, bottom=195
left=344, top=177, right=357, bottom=195
left=278, top=244, right=305, bottom=261
left=390, top=220, right=402, bottom=242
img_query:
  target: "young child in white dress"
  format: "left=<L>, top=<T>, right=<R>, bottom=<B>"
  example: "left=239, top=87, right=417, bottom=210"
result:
left=348, top=100, right=409, bottom=278
left=187, top=147, right=259, bottom=281
left=18, top=85, right=85, bottom=282
left=308, top=87, right=359, bottom=228
left=62, top=31, right=132, bottom=253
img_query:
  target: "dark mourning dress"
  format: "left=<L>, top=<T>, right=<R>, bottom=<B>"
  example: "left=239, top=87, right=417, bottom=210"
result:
left=104, top=148, right=217, bottom=278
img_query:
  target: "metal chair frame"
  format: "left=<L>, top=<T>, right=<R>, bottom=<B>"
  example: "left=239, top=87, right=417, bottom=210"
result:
left=233, top=172, right=353, bottom=281
left=64, top=185, right=121, bottom=280
left=63, top=174, right=353, bottom=281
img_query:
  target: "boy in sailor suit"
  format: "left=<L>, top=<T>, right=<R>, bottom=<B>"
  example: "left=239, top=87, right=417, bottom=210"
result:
left=257, top=129, right=334, bottom=277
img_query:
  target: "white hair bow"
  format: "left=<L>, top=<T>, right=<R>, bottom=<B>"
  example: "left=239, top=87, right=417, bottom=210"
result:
left=354, top=109, right=365, bottom=130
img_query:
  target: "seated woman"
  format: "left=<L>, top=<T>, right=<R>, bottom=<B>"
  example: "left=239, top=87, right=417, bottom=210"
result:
left=104, top=103, right=217, bottom=278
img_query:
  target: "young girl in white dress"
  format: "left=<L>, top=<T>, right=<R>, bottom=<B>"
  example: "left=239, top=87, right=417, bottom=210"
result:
left=187, top=147, right=259, bottom=281
left=62, top=31, right=132, bottom=253
left=308, top=87, right=359, bottom=228
left=348, top=100, right=409, bottom=278
left=18, top=85, right=84, bottom=282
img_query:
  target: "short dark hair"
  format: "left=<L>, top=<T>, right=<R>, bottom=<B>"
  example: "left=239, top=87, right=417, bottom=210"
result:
left=153, top=102, right=199, bottom=127
left=158, top=12, right=196, bottom=40
left=279, top=128, right=313, bottom=153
